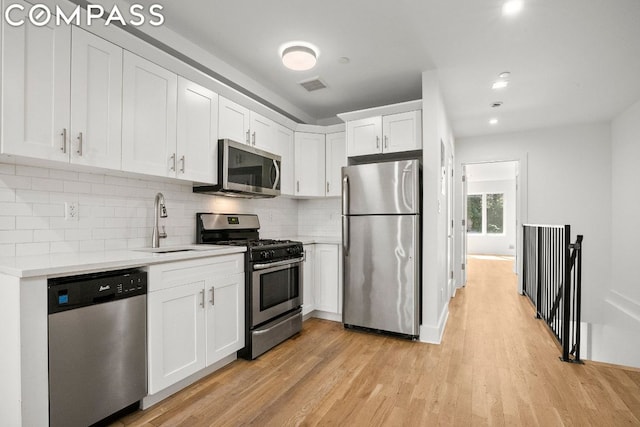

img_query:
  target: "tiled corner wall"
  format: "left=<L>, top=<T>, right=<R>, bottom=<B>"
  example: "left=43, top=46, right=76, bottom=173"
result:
left=0, top=161, right=299, bottom=257
left=297, top=198, right=341, bottom=237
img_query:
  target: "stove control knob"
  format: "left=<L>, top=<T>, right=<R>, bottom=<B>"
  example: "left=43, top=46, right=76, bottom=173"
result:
left=270, top=250, right=276, bottom=257
left=261, top=252, right=269, bottom=259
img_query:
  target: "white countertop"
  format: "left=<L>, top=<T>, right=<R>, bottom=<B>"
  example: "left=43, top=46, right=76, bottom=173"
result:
left=0, top=245, right=246, bottom=278
left=284, top=236, right=342, bottom=245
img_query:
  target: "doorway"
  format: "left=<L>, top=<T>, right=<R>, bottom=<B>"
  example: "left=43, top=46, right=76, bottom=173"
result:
left=461, top=160, right=522, bottom=290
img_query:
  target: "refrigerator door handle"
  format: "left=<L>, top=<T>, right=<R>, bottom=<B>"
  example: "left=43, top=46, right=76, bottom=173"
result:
left=343, top=216, right=349, bottom=256
left=402, top=164, right=415, bottom=211
left=342, top=175, right=349, bottom=214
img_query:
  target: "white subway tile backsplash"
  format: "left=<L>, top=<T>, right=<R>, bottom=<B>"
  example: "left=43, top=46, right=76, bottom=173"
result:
left=0, top=163, right=16, bottom=175
left=16, top=166, right=49, bottom=178
left=0, top=188, right=15, bottom=202
left=0, top=161, right=306, bottom=255
left=64, top=181, right=91, bottom=194
left=31, top=177, right=62, bottom=192
left=49, top=169, right=78, bottom=181
left=0, top=217, right=16, bottom=230
left=0, top=175, right=31, bottom=189
left=16, top=242, right=50, bottom=256
left=15, top=189, right=50, bottom=203
left=0, top=243, right=16, bottom=256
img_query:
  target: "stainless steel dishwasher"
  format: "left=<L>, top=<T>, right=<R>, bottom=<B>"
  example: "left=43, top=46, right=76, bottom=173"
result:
left=48, top=269, right=147, bottom=427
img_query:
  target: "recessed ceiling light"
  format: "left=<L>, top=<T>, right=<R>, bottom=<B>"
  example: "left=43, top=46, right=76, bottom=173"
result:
left=492, top=80, right=509, bottom=90
left=502, top=0, right=523, bottom=16
left=489, top=118, right=499, bottom=125
left=491, top=101, right=503, bottom=108
left=499, top=71, right=511, bottom=79
left=279, top=42, right=320, bottom=71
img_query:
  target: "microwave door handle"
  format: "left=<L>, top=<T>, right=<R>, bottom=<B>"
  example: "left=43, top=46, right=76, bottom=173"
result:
left=272, top=159, right=280, bottom=190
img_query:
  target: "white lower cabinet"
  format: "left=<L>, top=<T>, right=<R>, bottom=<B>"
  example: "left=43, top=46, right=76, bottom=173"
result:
left=147, top=255, right=244, bottom=395
left=314, top=244, right=341, bottom=315
left=302, top=244, right=315, bottom=316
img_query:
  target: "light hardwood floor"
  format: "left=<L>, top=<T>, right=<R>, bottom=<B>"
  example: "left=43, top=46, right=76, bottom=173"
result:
left=114, top=256, right=640, bottom=426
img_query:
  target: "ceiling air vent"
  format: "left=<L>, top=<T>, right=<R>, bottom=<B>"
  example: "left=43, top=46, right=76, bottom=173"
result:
left=299, top=77, right=327, bottom=92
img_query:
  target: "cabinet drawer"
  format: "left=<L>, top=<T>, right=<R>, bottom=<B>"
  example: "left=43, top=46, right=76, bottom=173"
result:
left=148, top=254, right=244, bottom=293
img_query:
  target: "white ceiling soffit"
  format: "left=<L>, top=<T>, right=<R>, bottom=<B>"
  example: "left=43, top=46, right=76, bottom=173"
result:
left=119, top=0, right=640, bottom=137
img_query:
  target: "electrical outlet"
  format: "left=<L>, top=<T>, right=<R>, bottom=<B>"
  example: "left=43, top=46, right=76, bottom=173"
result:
left=65, top=202, right=78, bottom=221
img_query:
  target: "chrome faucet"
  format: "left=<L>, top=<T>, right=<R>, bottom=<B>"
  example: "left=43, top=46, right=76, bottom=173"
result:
left=152, top=192, right=168, bottom=248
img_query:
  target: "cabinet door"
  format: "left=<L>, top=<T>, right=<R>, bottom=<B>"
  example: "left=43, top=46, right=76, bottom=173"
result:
left=177, top=77, right=218, bottom=183
left=325, top=131, right=346, bottom=197
left=122, top=51, right=177, bottom=177
left=294, top=132, right=325, bottom=197
left=206, top=272, right=245, bottom=366
left=382, top=110, right=422, bottom=153
left=314, top=244, right=340, bottom=314
left=148, top=281, right=206, bottom=394
left=275, top=125, right=295, bottom=196
left=218, top=96, right=250, bottom=144
left=70, top=27, right=122, bottom=169
left=1, top=0, right=70, bottom=161
left=302, top=245, right=315, bottom=316
left=346, top=116, right=382, bottom=157
left=249, top=112, right=277, bottom=153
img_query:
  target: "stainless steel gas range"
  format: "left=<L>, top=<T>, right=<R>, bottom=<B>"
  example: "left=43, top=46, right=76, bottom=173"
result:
left=196, top=213, right=303, bottom=360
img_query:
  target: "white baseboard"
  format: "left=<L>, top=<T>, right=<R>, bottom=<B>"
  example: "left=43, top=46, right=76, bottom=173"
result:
left=419, top=305, right=449, bottom=344
left=311, top=310, right=342, bottom=322
left=142, top=354, right=236, bottom=409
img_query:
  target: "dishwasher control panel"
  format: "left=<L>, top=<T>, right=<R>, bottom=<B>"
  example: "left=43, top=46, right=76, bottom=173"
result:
left=48, top=269, right=147, bottom=314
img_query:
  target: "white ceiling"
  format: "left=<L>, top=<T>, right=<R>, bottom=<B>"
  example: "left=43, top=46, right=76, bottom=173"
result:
left=132, top=0, right=640, bottom=138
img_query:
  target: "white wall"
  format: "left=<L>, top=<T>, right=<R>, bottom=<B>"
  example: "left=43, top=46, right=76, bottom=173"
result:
left=421, top=70, right=455, bottom=343
left=592, top=98, right=640, bottom=367
left=455, top=122, right=612, bottom=328
left=0, top=161, right=299, bottom=257
left=467, top=179, right=516, bottom=256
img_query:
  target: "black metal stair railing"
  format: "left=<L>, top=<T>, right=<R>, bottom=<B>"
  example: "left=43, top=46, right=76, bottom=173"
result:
left=522, top=224, right=583, bottom=363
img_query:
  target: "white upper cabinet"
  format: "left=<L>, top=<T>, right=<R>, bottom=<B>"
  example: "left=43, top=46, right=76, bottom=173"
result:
left=122, top=51, right=178, bottom=177
left=176, top=77, right=218, bottom=183
left=382, top=110, right=422, bottom=154
left=275, top=125, right=295, bottom=196
left=325, top=132, right=346, bottom=197
left=70, top=27, right=123, bottom=169
left=218, top=96, right=250, bottom=144
left=1, top=0, right=70, bottom=161
left=294, top=132, right=325, bottom=197
left=345, top=110, right=422, bottom=157
left=249, top=112, right=277, bottom=153
left=346, top=116, right=382, bottom=157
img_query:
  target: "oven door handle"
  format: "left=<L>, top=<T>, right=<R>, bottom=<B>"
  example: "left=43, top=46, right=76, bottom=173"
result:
left=253, top=257, right=304, bottom=270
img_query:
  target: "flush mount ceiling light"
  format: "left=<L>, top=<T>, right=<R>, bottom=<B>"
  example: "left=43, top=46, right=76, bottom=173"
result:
left=279, top=42, right=320, bottom=71
left=489, top=118, right=499, bottom=125
left=502, top=0, right=523, bottom=16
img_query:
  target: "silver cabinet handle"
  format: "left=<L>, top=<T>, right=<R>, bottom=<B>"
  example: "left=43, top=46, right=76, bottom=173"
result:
left=252, top=131, right=256, bottom=146
left=327, top=182, right=330, bottom=194
left=376, top=136, right=380, bottom=149
left=296, top=180, right=300, bottom=193
left=245, top=129, right=250, bottom=144
left=210, top=287, right=215, bottom=305
left=170, top=153, right=176, bottom=171
left=179, top=155, right=185, bottom=173
left=77, top=132, right=83, bottom=156
left=60, top=128, right=67, bottom=153
left=384, top=135, right=388, bottom=149
left=200, top=289, right=205, bottom=308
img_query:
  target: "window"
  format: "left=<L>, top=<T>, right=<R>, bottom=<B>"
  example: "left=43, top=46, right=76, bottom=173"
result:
left=466, top=193, right=504, bottom=234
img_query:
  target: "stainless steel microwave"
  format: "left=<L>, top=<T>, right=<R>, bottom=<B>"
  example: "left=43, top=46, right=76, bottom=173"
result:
left=193, top=139, right=281, bottom=198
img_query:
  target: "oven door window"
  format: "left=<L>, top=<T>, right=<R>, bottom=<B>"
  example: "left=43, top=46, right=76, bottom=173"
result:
left=260, top=265, right=299, bottom=310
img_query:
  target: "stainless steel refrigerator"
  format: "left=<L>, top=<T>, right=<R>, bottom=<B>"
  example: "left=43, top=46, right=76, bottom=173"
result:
left=342, top=159, right=421, bottom=338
